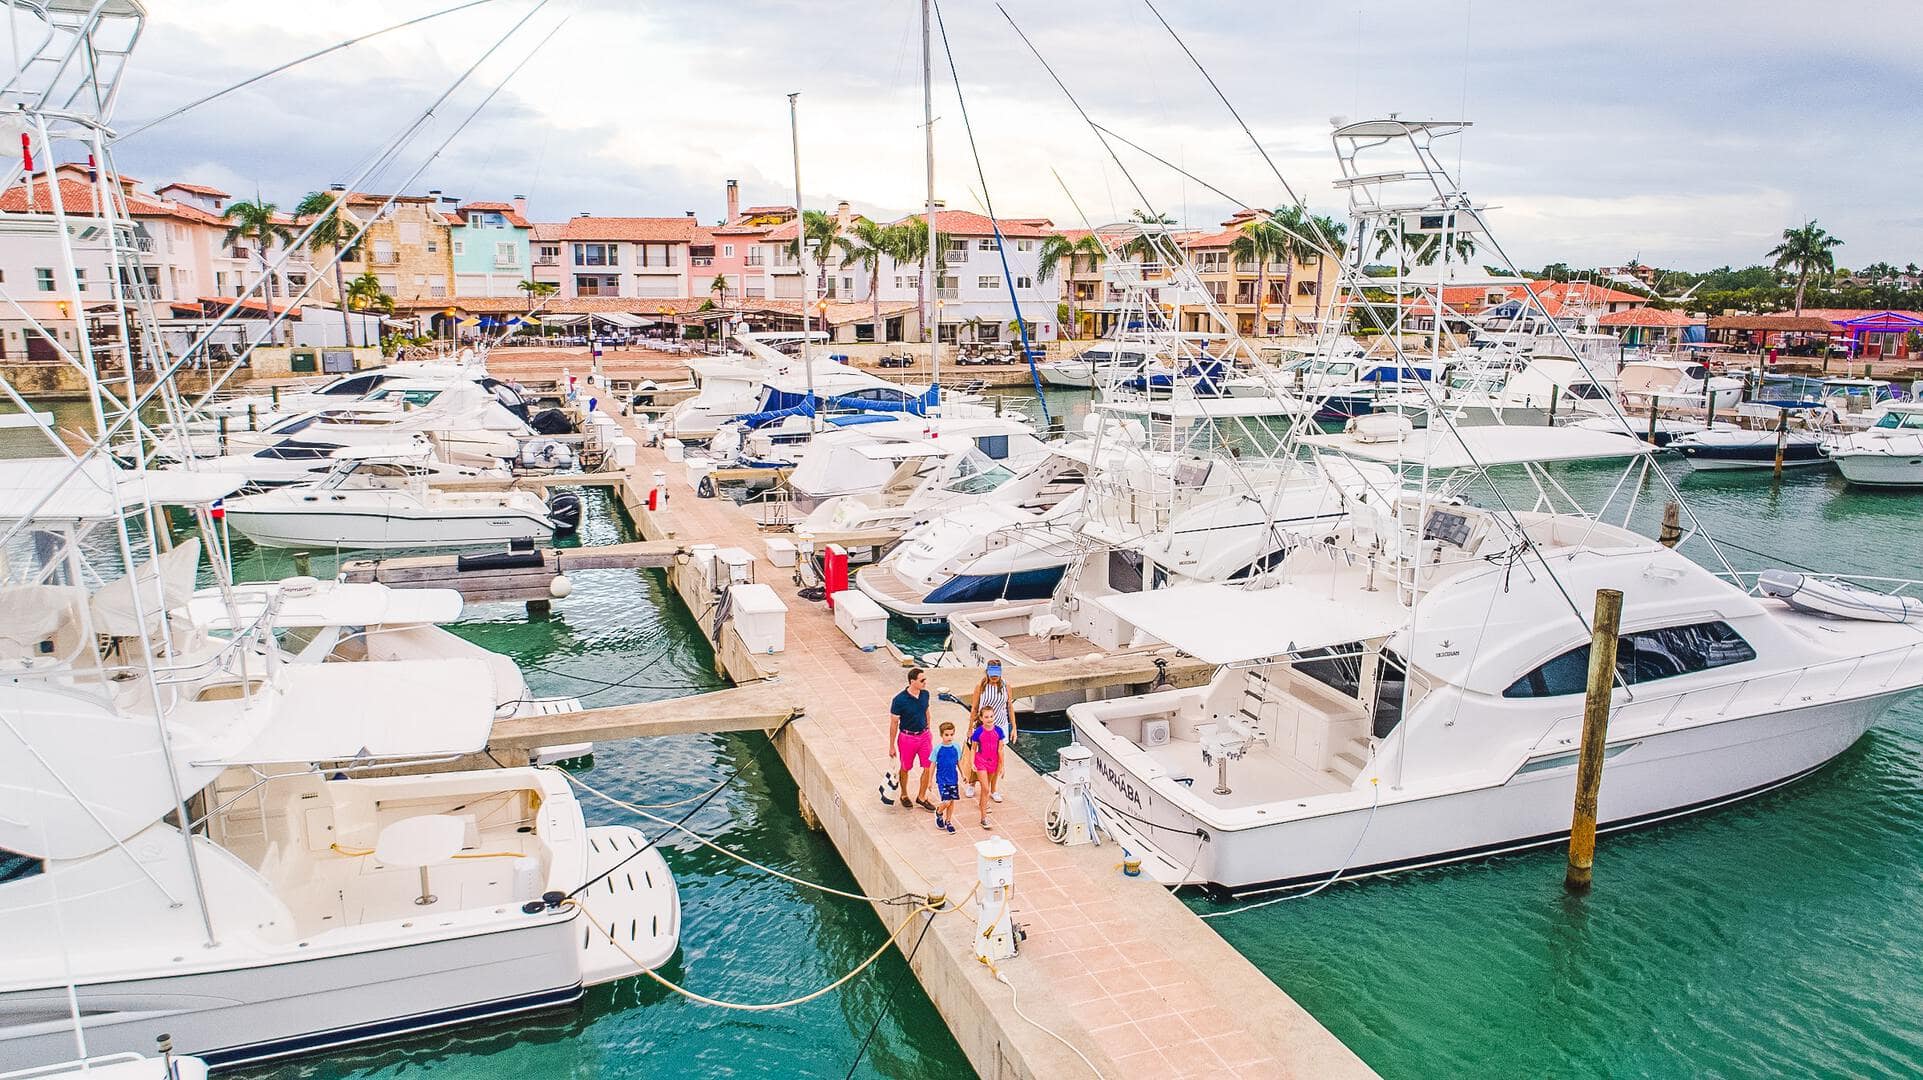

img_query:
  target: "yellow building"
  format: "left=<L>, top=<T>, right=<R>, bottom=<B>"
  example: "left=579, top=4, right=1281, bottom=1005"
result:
left=328, top=191, right=457, bottom=306
left=1179, top=210, right=1327, bottom=339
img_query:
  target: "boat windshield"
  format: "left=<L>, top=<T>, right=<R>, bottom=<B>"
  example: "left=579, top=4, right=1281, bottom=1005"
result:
left=943, top=452, right=1016, bottom=495
left=1873, top=410, right=1923, bottom=430
left=367, top=387, right=443, bottom=407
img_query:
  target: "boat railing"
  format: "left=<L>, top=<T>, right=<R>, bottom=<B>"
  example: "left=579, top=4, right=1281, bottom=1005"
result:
left=1722, top=569, right=1923, bottom=601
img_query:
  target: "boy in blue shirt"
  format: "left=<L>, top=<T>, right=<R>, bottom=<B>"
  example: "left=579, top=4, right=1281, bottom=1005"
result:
left=933, top=721, right=961, bottom=833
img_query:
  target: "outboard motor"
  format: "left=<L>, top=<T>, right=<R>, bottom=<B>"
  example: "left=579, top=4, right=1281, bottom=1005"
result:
left=529, top=408, right=575, bottom=435
left=547, top=491, right=583, bottom=535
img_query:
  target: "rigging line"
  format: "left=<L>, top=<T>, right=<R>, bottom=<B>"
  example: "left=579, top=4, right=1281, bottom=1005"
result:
left=117, top=0, right=508, bottom=141
left=842, top=909, right=937, bottom=1079
left=929, top=0, right=1049, bottom=425
left=560, top=749, right=738, bottom=902
left=565, top=769, right=930, bottom=907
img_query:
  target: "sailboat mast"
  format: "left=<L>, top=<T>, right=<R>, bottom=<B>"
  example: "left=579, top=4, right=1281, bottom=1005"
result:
left=789, top=91, right=817, bottom=430
left=921, top=0, right=938, bottom=400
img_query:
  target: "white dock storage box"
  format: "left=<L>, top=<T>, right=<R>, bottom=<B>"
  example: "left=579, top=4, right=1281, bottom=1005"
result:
left=714, top=547, right=754, bottom=586
left=730, top=583, right=787, bottom=654
left=765, top=537, right=798, bottom=568
left=832, top=589, right=890, bottom=651
left=663, top=437, right=686, bottom=462
left=610, top=435, right=638, bottom=467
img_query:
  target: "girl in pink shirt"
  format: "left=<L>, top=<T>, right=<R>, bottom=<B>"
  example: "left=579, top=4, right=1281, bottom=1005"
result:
left=968, top=703, right=1008, bottom=829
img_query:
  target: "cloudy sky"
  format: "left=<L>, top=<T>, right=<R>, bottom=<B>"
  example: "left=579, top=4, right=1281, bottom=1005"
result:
left=107, top=0, right=1922, bottom=271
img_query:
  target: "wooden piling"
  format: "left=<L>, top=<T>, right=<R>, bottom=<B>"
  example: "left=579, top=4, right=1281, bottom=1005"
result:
left=247, top=403, right=257, bottom=431
left=1773, top=406, right=1789, bottom=477
left=1566, top=587, right=1623, bottom=895
left=271, top=384, right=281, bottom=407
left=1546, top=385, right=1559, bottom=427
left=1645, top=406, right=1659, bottom=445
left=1658, top=502, right=1682, bottom=548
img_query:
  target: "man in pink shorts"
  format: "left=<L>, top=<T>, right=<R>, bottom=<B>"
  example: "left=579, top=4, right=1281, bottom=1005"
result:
left=886, top=667, right=936, bottom=812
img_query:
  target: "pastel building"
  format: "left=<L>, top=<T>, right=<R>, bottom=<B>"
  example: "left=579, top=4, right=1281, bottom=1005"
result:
left=876, top=210, right=1060, bottom=342
left=447, top=198, right=532, bottom=297
left=557, top=215, right=699, bottom=300
left=331, top=190, right=455, bottom=304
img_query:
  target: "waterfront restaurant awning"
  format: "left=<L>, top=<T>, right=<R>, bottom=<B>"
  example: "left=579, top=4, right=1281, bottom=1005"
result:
left=1706, top=314, right=1838, bottom=334
left=1095, top=581, right=1407, bottom=665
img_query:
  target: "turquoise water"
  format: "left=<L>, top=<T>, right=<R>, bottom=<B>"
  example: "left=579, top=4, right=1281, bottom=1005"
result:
left=14, top=391, right=1923, bottom=1077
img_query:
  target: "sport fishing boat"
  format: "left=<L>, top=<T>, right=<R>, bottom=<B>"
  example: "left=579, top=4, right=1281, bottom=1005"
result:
left=1823, top=401, right=1923, bottom=487
left=221, top=446, right=578, bottom=550
left=853, top=494, right=1088, bottom=628
left=1065, top=423, right=1923, bottom=896
left=1037, top=341, right=1160, bottom=388
left=1056, top=117, right=1923, bottom=897
left=0, top=459, right=676, bottom=1068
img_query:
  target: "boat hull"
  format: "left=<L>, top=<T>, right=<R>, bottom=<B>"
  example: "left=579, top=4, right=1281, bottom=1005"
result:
left=223, top=507, right=552, bottom=550
left=1674, top=437, right=1828, bottom=470
left=1831, top=451, right=1923, bottom=488
left=0, top=917, right=582, bottom=1071
left=1074, top=691, right=1895, bottom=897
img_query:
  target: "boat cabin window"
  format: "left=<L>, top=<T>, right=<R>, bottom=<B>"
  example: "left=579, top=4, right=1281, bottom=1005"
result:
left=254, top=440, right=340, bottom=460
left=1873, top=410, right=1923, bottom=430
left=974, top=434, right=1009, bottom=460
left=1107, top=549, right=1145, bottom=594
left=367, top=387, right=442, bottom=407
left=270, top=415, right=320, bottom=435
left=1371, top=650, right=1408, bottom=738
left=1294, top=643, right=1366, bottom=697
left=1503, top=620, right=1756, bottom=699
left=323, top=373, right=386, bottom=397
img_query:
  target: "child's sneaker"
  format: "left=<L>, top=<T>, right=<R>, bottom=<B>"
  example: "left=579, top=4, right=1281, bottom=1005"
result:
left=944, top=818, right=957, bottom=834
left=990, top=792, right=1003, bottom=803
left=963, top=782, right=977, bottom=799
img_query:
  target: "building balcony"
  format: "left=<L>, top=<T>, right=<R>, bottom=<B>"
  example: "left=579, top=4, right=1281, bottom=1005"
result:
left=632, top=264, right=681, bottom=274
left=935, top=288, right=959, bottom=300
left=533, top=256, right=559, bottom=266
left=690, top=256, right=713, bottom=267
left=494, top=257, right=521, bottom=270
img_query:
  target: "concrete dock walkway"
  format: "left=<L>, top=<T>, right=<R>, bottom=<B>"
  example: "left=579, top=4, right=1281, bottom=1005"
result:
left=509, top=409, right=1377, bottom=1079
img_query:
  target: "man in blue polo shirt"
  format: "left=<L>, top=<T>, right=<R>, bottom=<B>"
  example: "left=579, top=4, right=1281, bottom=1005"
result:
left=886, top=667, right=936, bottom=812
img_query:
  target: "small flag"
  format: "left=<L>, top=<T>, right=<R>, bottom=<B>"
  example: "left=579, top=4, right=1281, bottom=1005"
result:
left=521, top=314, right=540, bottom=325
left=210, top=498, right=225, bottom=521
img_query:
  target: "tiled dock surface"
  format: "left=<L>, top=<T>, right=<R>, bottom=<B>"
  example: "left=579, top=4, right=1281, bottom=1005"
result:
left=590, top=413, right=1376, bottom=1079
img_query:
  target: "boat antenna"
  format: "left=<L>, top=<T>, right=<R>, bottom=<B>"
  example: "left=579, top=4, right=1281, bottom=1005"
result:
left=787, top=91, right=817, bottom=433
left=117, top=0, right=507, bottom=141
left=928, top=0, right=1048, bottom=424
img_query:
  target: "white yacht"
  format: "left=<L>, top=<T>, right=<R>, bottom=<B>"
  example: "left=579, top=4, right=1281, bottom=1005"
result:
left=221, top=447, right=575, bottom=550
left=853, top=494, right=1088, bottom=627
left=0, top=459, right=677, bottom=1068
left=1064, top=423, right=1923, bottom=896
left=1617, top=358, right=1744, bottom=414
left=1037, top=343, right=1158, bottom=389
left=783, top=417, right=1048, bottom=514
left=185, top=432, right=512, bottom=490
left=1824, top=401, right=1923, bottom=487
left=794, top=428, right=1083, bottom=544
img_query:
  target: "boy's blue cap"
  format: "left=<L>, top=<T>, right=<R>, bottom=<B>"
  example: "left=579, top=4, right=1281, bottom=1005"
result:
left=985, top=661, right=1003, bottom=675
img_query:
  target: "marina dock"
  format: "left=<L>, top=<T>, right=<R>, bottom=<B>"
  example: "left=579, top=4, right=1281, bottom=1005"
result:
left=476, top=410, right=1379, bottom=1079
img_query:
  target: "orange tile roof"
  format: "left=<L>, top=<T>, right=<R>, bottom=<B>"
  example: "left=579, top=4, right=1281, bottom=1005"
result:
left=1597, top=307, right=1701, bottom=328
left=157, top=181, right=229, bottom=199
left=0, top=175, right=225, bottom=225
left=455, top=200, right=530, bottom=228
left=559, top=216, right=700, bottom=242
left=530, top=222, right=567, bottom=242
left=891, top=209, right=1052, bottom=238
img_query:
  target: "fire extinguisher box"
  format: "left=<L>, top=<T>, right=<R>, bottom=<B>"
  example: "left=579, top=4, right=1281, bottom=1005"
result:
left=822, top=544, right=850, bottom=607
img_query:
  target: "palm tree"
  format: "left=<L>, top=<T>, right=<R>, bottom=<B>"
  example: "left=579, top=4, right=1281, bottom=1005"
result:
left=885, top=219, right=947, bottom=340
left=1229, top=218, right=1290, bottom=336
left=1303, top=214, right=1348, bottom=333
left=1118, top=209, right=1176, bottom=268
left=1036, top=233, right=1106, bottom=338
left=293, top=190, right=354, bottom=347
left=709, top=273, right=731, bottom=308
left=1767, top=220, right=1844, bottom=315
left=222, top=198, right=296, bottom=342
left=835, top=217, right=892, bottom=341
left=343, top=271, right=391, bottom=347
left=517, top=278, right=557, bottom=316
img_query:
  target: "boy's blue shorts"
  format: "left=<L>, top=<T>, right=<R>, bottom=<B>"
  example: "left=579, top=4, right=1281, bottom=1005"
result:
left=938, top=781, right=960, bottom=802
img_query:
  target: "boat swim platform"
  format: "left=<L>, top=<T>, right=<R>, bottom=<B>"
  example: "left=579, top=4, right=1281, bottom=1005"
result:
left=509, top=410, right=1377, bottom=1080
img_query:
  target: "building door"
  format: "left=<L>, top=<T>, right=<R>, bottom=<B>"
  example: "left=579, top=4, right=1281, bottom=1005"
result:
left=24, top=329, right=60, bottom=362
left=886, top=316, right=904, bottom=342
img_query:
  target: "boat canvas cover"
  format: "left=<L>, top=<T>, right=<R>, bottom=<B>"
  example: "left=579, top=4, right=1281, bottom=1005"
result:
left=185, top=581, right=464, bottom=630
left=89, top=539, right=202, bottom=637
left=0, top=457, right=245, bottom=520
left=1094, top=580, right=1406, bottom=665
left=204, top=659, right=496, bottom=766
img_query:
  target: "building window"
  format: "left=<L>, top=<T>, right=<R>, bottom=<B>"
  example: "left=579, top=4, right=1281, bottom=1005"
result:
left=536, top=244, right=560, bottom=265
left=936, top=275, right=958, bottom=300
left=945, top=239, right=969, bottom=254
left=397, top=221, right=422, bottom=244
left=414, top=274, right=427, bottom=287
left=977, top=276, right=1000, bottom=290
left=495, top=241, right=517, bottom=267
left=841, top=276, right=854, bottom=294
left=1503, top=621, right=1756, bottom=699
left=722, top=244, right=735, bottom=257
left=73, top=269, right=85, bottom=292
left=977, top=238, right=998, bottom=251
left=452, top=240, right=466, bottom=255
left=575, top=274, right=620, bottom=296
left=377, top=273, right=398, bottom=290
left=426, top=240, right=439, bottom=253
left=1015, top=276, right=1032, bottom=290
left=1017, top=239, right=1034, bottom=252
left=286, top=273, right=307, bottom=289
left=35, top=267, right=54, bottom=291
left=746, top=248, right=765, bottom=267
left=573, top=243, right=618, bottom=266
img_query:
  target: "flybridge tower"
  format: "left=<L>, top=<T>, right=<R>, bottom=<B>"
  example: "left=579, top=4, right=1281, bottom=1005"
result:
left=0, top=0, right=179, bottom=459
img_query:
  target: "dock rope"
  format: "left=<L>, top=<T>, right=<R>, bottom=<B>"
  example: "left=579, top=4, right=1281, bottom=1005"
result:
left=564, top=770, right=930, bottom=908
left=576, top=884, right=974, bottom=1012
